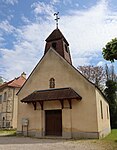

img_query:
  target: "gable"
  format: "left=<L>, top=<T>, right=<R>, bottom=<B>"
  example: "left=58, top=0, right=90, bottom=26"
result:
left=18, top=48, right=105, bottom=134
left=18, top=48, right=96, bottom=101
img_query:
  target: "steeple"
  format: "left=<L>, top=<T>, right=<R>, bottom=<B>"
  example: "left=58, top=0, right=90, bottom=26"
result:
left=44, top=28, right=72, bottom=64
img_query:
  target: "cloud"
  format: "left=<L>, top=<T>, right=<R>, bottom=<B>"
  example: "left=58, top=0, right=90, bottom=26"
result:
left=2, top=0, right=18, bottom=5
left=59, top=0, right=117, bottom=66
left=97, top=61, right=106, bottom=67
left=0, top=20, right=17, bottom=47
left=0, top=20, right=15, bottom=33
left=21, top=16, right=31, bottom=24
left=31, top=1, right=55, bottom=19
left=51, top=0, right=60, bottom=5
left=63, top=0, right=72, bottom=5
left=0, top=21, right=54, bottom=79
left=0, top=0, right=117, bottom=80
left=0, top=36, right=5, bottom=47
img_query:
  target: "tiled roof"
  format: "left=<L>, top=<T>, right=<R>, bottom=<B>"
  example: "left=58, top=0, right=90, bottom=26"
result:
left=46, top=28, right=69, bottom=45
left=21, top=87, right=82, bottom=102
left=0, top=76, right=26, bottom=90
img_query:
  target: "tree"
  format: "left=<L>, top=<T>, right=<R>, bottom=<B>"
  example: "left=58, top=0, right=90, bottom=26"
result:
left=102, top=39, right=117, bottom=128
left=0, top=76, right=3, bottom=85
left=102, top=38, right=117, bottom=62
left=104, top=80, right=117, bottom=128
left=77, top=65, right=106, bottom=89
left=105, top=64, right=117, bottom=82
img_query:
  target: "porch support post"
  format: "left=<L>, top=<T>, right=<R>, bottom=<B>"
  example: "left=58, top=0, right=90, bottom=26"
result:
left=38, top=101, right=44, bottom=110
left=32, top=102, right=37, bottom=110
left=59, top=100, right=64, bottom=109
left=68, top=99, right=72, bottom=109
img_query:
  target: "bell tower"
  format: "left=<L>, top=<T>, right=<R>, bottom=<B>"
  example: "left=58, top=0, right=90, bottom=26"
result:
left=44, top=13, right=72, bottom=64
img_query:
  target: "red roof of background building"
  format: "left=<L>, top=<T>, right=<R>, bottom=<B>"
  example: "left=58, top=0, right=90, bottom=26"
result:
left=0, top=75, right=26, bottom=90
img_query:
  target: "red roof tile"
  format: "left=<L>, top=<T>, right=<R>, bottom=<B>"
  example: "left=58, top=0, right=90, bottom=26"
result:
left=0, top=75, right=26, bottom=90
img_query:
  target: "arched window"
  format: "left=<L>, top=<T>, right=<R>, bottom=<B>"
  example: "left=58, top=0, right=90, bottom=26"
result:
left=49, top=78, right=55, bottom=88
left=4, top=92, right=7, bottom=101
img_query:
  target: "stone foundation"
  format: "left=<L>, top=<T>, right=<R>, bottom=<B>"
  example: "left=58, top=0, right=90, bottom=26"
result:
left=98, top=127, right=111, bottom=139
left=17, top=127, right=111, bottom=139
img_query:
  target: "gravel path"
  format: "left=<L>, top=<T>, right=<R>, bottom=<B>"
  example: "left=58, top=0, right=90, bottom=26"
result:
left=0, top=136, right=114, bottom=150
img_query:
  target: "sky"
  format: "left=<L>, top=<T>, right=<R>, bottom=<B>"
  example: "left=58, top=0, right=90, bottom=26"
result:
left=0, top=0, right=117, bottom=80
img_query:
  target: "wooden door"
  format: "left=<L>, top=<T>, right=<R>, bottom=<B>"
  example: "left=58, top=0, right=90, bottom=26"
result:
left=45, top=110, right=62, bottom=136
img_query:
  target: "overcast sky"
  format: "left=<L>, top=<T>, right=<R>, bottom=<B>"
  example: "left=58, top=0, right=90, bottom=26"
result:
left=0, top=0, right=117, bottom=80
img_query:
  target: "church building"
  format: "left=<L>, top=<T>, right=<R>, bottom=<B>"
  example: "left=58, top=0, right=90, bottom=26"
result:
left=17, top=23, right=111, bottom=138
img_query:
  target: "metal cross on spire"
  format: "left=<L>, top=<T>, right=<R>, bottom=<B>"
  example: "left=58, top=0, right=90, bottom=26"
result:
left=54, top=12, right=60, bottom=29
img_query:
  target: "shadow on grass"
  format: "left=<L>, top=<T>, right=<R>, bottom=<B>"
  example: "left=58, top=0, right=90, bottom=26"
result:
left=0, top=132, right=16, bottom=137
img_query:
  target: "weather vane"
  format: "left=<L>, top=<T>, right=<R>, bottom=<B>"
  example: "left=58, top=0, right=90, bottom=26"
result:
left=54, top=12, right=60, bottom=29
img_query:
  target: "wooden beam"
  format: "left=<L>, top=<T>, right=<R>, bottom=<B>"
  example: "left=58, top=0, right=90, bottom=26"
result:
left=32, top=102, right=37, bottom=110
left=59, top=100, right=64, bottom=109
left=38, top=101, right=44, bottom=110
left=68, top=99, right=72, bottom=109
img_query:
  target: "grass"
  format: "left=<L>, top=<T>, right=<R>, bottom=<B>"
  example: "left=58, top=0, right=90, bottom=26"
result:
left=101, top=129, right=117, bottom=150
left=0, top=129, right=16, bottom=136
left=104, top=129, right=117, bottom=141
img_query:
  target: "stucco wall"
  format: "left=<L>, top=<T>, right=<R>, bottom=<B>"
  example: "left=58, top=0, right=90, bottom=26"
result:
left=12, top=88, right=19, bottom=129
left=17, top=49, right=110, bottom=138
left=95, top=89, right=111, bottom=138
left=0, top=87, right=9, bottom=127
left=0, top=87, right=19, bottom=128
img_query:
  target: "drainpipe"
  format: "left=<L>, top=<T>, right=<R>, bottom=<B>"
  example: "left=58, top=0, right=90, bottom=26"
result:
left=70, top=108, right=73, bottom=138
left=11, top=88, right=15, bottom=128
left=41, top=110, right=43, bottom=137
left=6, top=91, right=8, bottom=127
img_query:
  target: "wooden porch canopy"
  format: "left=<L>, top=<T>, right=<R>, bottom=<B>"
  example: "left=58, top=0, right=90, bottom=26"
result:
left=21, top=87, right=82, bottom=110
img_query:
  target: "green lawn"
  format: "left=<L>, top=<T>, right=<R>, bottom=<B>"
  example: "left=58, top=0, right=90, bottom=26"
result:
left=0, top=129, right=16, bottom=136
left=104, top=129, right=117, bottom=141
left=101, top=129, right=117, bottom=150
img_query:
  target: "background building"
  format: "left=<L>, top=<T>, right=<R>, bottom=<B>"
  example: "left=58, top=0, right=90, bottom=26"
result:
left=0, top=73, right=26, bottom=128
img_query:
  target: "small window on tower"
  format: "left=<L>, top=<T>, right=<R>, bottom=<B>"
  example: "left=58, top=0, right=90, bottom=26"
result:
left=65, top=44, right=69, bottom=53
left=52, top=42, right=56, bottom=50
left=49, top=78, right=55, bottom=88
